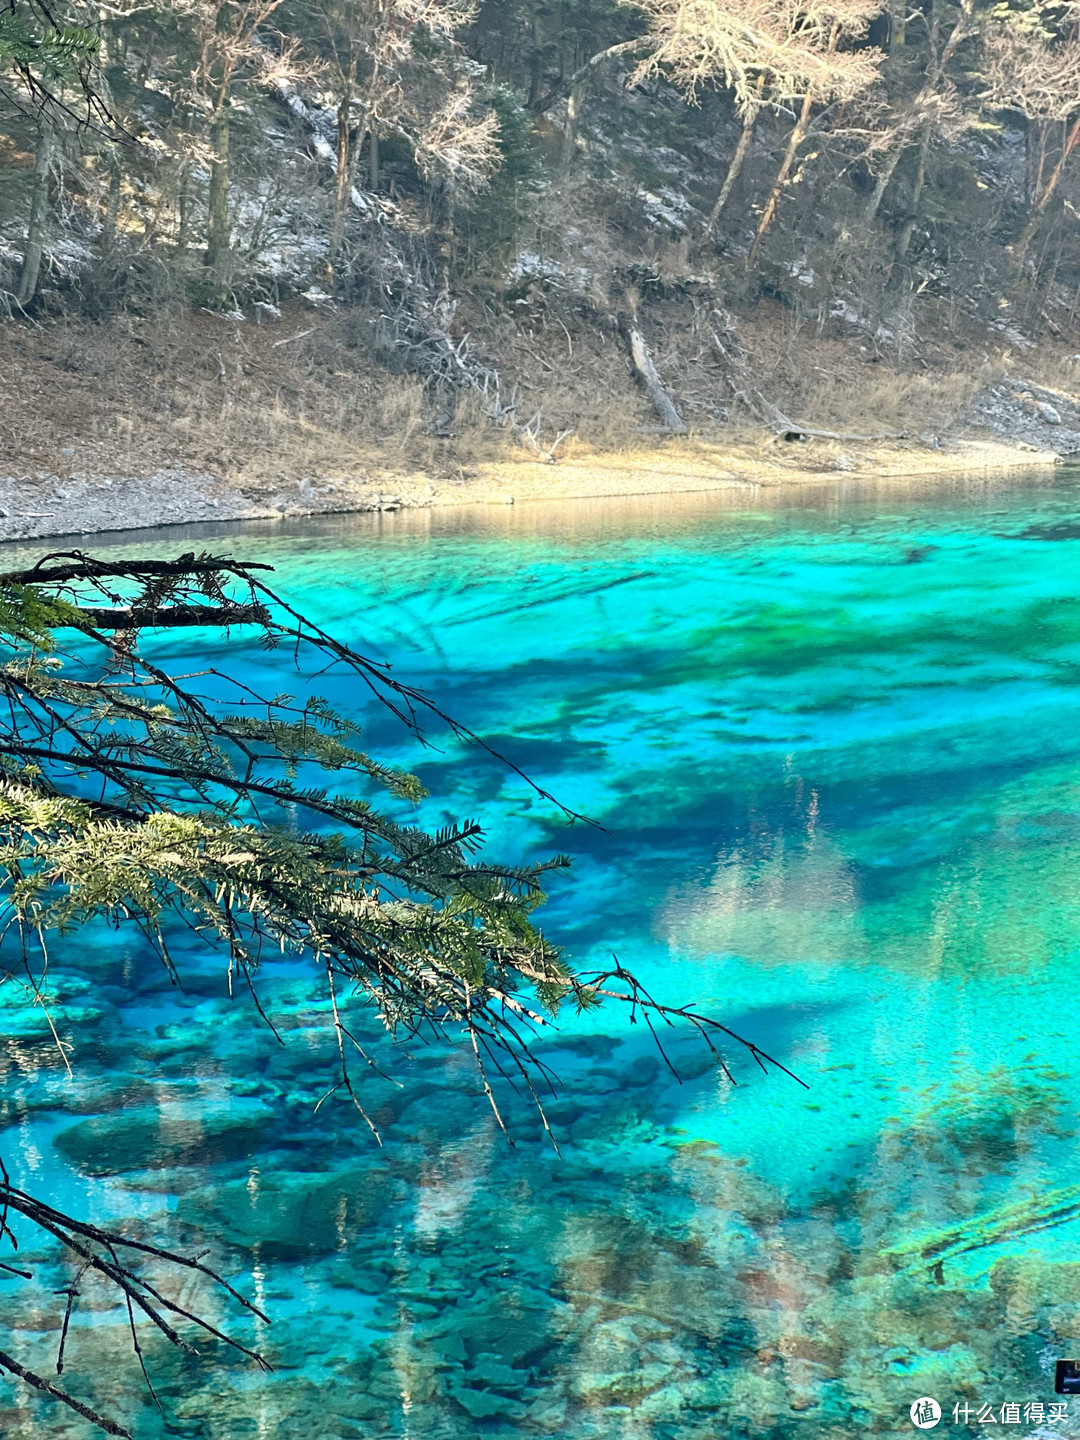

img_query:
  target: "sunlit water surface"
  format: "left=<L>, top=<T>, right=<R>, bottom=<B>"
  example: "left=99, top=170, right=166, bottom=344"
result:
left=5, top=475, right=1080, bottom=1437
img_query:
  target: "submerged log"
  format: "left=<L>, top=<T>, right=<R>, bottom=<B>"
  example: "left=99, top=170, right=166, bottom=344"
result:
left=884, top=1182, right=1080, bottom=1278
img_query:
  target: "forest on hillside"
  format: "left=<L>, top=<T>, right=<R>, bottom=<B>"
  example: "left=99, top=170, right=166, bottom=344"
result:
left=8, top=8, right=1080, bottom=1440
left=3, top=0, right=1080, bottom=449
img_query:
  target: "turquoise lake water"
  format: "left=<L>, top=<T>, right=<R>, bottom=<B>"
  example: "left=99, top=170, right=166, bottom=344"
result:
left=5, top=474, right=1080, bottom=1437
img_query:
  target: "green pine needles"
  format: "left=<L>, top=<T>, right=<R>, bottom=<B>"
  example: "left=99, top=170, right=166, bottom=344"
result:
left=0, top=549, right=793, bottom=1435
left=0, top=0, right=113, bottom=129
left=0, top=9, right=95, bottom=74
left=0, top=552, right=585, bottom=1131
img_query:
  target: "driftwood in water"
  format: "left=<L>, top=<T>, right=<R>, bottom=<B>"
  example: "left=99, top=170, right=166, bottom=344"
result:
left=619, top=312, right=687, bottom=434
left=884, top=1182, right=1080, bottom=1279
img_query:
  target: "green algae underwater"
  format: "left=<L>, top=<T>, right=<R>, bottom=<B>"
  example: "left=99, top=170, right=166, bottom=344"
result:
left=4, top=474, right=1080, bottom=1436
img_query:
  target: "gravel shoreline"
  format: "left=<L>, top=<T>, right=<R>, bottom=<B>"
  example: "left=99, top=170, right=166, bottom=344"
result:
left=0, top=433, right=1064, bottom=547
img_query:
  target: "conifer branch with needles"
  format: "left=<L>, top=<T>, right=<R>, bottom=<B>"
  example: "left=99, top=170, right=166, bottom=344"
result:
left=0, top=549, right=798, bottom=1433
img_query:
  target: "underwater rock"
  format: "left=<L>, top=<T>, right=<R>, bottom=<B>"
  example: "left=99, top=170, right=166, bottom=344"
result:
left=724, top=1369, right=790, bottom=1427
left=533, top=1035, right=623, bottom=1061
left=462, top=1354, right=530, bottom=1392
left=570, top=1361, right=677, bottom=1403
left=537, top=1097, right=590, bottom=1129
left=53, top=1098, right=274, bottom=1174
left=0, top=1074, right=160, bottom=1130
left=0, top=1001, right=105, bottom=1040
left=528, top=1394, right=568, bottom=1431
left=392, top=1089, right=479, bottom=1139
left=0, top=974, right=97, bottom=1016
left=449, top=1384, right=529, bottom=1420
left=684, top=1372, right=734, bottom=1410
left=52, top=1077, right=163, bottom=1115
left=121, top=1163, right=231, bottom=1195
left=176, top=1164, right=393, bottom=1258
left=635, top=1380, right=689, bottom=1420
left=326, top=1259, right=392, bottom=1293
left=623, top=1054, right=663, bottom=1088
left=567, top=1100, right=648, bottom=1146
left=414, top=1295, right=554, bottom=1368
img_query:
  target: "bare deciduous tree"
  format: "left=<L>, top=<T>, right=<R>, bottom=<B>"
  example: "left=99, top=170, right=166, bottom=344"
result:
left=304, top=0, right=497, bottom=279
left=982, top=13, right=1080, bottom=263
left=859, top=0, right=976, bottom=260
left=624, top=0, right=883, bottom=254
left=180, top=0, right=304, bottom=291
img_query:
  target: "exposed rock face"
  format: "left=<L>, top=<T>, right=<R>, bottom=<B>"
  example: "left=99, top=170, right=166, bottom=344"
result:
left=970, top=376, right=1080, bottom=454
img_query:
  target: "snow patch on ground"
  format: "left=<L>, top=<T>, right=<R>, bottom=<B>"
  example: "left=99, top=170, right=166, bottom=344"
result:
left=637, top=187, right=694, bottom=233
left=507, top=250, right=594, bottom=296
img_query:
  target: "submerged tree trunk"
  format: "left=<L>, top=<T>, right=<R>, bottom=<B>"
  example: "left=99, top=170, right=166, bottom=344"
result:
left=748, top=88, right=814, bottom=267
left=16, top=120, right=52, bottom=307
left=205, top=106, right=231, bottom=288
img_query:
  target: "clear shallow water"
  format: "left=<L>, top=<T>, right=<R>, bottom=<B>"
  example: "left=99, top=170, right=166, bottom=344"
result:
left=5, top=476, right=1080, bottom=1436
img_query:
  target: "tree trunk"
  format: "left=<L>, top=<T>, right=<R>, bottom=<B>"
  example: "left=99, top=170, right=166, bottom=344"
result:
left=1033, top=122, right=1048, bottom=205
left=16, top=121, right=52, bottom=307
left=369, top=127, right=380, bottom=191
left=331, top=95, right=352, bottom=258
left=528, top=11, right=544, bottom=108
left=896, top=121, right=931, bottom=257
left=619, top=311, right=686, bottom=433
left=205, top=106, right=231, bottom=286
left=890, top=0, right=906, bottom=48
left=101, top=156, right=122, bottom=255
left=1014, top=112, right=1080, bottom=265
left=177, top=164, right=192, bottom=252
left=705, top=77, right=764, bottom=235
left=533, top=37, right=650, bottom=116
left=561, top=77, right=585, bottom=171
left=747, top=88, right=814, bottom=267
left=865, top=143, right=904, bottom=226
left=430, top=176, right=456, bottom=327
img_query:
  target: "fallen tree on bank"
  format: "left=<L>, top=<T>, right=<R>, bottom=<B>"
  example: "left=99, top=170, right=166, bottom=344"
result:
left=619, top=304, right=687, bottom=434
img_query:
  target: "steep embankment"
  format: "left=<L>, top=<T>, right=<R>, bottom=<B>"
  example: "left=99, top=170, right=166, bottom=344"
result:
left=1, top=303, right=1075, bottom=543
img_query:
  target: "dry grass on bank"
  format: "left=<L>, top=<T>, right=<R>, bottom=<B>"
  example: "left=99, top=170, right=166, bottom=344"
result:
left=3, top=307, right=501, bottom=484
left=0, top=300, right=1071, bottom=493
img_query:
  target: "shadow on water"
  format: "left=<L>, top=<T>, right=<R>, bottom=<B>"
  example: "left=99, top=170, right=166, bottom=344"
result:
left=7, top=467, right=1080, bottom=1436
